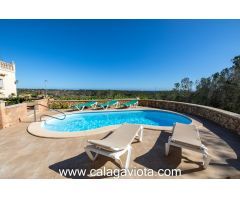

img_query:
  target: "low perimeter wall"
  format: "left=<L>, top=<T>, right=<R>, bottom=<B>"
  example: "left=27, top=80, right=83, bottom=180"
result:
left=34, top=99, right=49, bottom=113
left=1, top=98, right=240, bottom=135
left=139, top=100, right=240, bottom=135
left=0, top=102, right=28, bottom=128
left=0, top=98, right=49, bottom=129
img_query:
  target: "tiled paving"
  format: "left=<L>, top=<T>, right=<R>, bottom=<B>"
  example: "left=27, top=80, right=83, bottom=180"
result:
left=0, top=110, right=240, bottom=179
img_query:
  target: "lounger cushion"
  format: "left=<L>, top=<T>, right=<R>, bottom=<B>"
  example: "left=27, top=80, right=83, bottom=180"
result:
left=88, top=124, right=141, bottom=152
left=122, top=100, right=138, bottom=107
left=99, top=100, right=118, bottom=108
left=171, top=123, right=202, bottom=149
left=74, top=101, right=96, bottom=109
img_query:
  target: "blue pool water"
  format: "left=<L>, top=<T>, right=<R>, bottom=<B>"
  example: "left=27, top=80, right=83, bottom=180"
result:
left=43, top=110, right=192, bottom=132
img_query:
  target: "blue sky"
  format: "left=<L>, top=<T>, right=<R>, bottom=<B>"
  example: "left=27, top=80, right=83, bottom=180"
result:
left=0, top=20, right=240, bottom=90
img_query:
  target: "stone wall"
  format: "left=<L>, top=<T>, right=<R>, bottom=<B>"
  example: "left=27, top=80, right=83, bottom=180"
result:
left=0, top=98, right=49, bottom=129
left=1, top=98, right=240, bottom=135
left=34, top=98, right=49, bottom=113
left=0, top=101, right=27, bottom=128
left=139, top=100, right=240, bottom=135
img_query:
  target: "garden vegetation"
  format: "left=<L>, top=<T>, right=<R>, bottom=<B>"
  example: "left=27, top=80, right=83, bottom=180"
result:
left=18, top=56, right=240, bottom=113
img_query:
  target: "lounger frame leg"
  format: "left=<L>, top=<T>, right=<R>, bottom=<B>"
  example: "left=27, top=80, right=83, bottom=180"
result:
left=93, top=103, right=97, bottom=109
left=136, top=126, right=143, bottom=142
left=165, top=140, right=211, bottom=169
left=114, top=145, right=132, bottom=169
left=85, top=145, right=132, bottom=169
left=124, top=145, right=132, bottom=169
left=165, top=137, right=171, bottom=156
left=85, top=148, right=98, bottom=161
left=81, top=106, right=85, bottom=111
left=201, top=146, right=211, bottom=169
left=202, top=154, right=210, bottom=169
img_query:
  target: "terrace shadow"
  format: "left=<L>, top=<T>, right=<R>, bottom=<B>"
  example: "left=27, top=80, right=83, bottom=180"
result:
left=49, top=131, right=122, bottom=179
left=196, top=116, right=240, bottom=173
left=134, top=130, right=204, bottom=175
left=49, top=152, right=123, bottom=179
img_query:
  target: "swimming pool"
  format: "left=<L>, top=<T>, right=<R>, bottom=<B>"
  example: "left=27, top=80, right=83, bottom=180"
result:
left=42, top=110, right=192, bottom=132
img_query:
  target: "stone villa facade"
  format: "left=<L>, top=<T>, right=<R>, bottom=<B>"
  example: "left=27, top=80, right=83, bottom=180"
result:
left=0, top=60, right=17, bottom=98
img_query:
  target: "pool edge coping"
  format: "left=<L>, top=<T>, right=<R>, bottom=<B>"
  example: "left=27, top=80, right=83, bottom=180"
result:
left=27, top=107, right=195, bottom=138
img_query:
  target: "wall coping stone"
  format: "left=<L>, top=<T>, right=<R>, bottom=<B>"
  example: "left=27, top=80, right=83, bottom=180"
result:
left=5, top=103, right=27, bottom=109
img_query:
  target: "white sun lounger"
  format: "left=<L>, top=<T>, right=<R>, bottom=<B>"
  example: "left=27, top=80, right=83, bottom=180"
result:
left=85, top=124, right=143, bottom=169
left=165, top=123, right=211, bottom=169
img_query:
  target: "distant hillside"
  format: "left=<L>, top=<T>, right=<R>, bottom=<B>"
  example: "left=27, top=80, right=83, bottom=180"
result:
left=17, top=88, right=173, bottom=100
left=18, top=55, right=240, bottom=114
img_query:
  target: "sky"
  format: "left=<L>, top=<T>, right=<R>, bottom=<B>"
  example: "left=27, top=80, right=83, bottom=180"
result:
left=0, top=19, right=240, bottom=90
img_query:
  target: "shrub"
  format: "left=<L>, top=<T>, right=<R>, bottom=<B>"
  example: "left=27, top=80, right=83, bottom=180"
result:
left=4, top=97, right=26, bottom=106
left=50, top=102, right=69, bottom=109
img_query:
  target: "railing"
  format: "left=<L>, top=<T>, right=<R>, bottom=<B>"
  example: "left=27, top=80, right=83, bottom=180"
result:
left=34, top=103, right=66, bottom=122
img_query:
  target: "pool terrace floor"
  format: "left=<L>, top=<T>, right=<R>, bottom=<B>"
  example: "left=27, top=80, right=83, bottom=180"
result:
left=0, top=108, right=240, bottom=179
